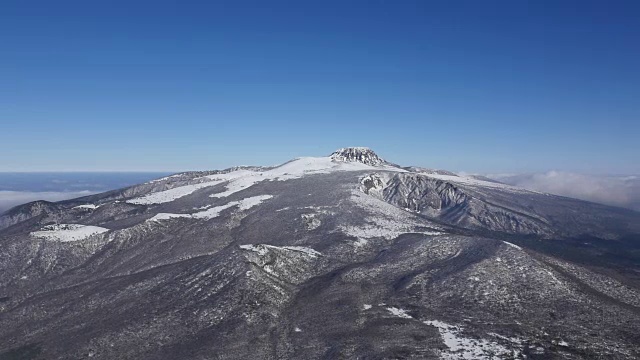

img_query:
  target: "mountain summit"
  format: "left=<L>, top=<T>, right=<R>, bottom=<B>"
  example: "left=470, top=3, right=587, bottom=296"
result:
left=330, top=147, right=387, bottom=166
left=0, top=148, right=639, bottom=359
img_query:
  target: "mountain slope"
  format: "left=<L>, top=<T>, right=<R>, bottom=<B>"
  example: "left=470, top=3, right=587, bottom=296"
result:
left=1, top=148, right=639, bottom=359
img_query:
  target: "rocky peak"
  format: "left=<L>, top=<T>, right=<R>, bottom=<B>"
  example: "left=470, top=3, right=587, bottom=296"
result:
left=330, top=147, right=386, bottom=166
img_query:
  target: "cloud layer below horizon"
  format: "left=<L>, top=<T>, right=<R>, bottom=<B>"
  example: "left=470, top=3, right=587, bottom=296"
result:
left=2, top=172, right=638, bottom=215
left=0, top=190, right=98, bottom=214
left=0, top=172, right=169, bottom=214
left=490, top=172, right=640, bottom=211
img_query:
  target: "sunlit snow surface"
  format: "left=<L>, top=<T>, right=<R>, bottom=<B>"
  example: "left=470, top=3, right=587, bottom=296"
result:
left=208, top=157, right=404, bottom=199
left=148, top=195, right=273, bottom=222
left=424, top=320, right=518, bottom=359
left=502, top=241, right=523, bottom=250
left=73, top=204, right=99, bottom=210
left=386, top=307, right=412, bottom=319
left=239, top=244, right=322, bottom=258
left=341, top=191, right=443, bottom=242
left=127, top=157, right=400, bottom=205
left=31, top=224, right=109, bottom=242
left=127, top=180, right=227, bottom=205
left=382, top=306, right=520, bottom=359
left=128, top=154, right=538, bottom=211
left=423, top=173, right=536, bottom=193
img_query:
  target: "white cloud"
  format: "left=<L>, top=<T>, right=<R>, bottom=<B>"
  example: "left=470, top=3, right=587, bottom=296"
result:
left=0, top=190, right=96, bottom=214
left=489, top=172, right=640, bottom=211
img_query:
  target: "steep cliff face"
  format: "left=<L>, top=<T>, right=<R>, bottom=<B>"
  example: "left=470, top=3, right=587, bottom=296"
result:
left=361, top=173, right=554, bottom=237
left=357, top=170, right=640, bottom=239
left=330, top=147, right=389, bottom=166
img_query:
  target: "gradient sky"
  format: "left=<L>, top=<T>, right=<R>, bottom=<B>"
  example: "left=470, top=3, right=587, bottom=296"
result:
left=1, top=0, right=638, bottom=173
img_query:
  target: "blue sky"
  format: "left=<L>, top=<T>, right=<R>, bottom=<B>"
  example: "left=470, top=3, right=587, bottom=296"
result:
left=1, top=0, right=638, bottom=173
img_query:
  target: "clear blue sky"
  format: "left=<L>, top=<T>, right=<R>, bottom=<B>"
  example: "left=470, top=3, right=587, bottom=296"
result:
left=1, top=0, right=638, bottom=173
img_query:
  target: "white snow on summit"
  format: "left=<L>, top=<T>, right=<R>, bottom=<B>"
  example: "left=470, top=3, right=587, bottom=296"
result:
left=330, top=147, right=387, bottom=166
left=128, top=149, right=402, bottom=206
left=208, top=156, right=402, bottom=199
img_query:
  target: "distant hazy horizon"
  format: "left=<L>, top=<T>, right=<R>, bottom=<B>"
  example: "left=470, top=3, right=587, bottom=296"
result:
left=1, top=169, right=638, bottom=215
left=0, top=172, right=170, bottom=214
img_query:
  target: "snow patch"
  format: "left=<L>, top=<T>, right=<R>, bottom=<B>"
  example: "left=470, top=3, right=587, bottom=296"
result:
left=341, top=191, right=444, bottom=241
left=424, top=320, right=518, bottom=359
left=73, top=204, right=98, bottom=210
left=147, top=174, right=182, bottom=183
left=503, top=241, right=522, bottom=250
left=281, top=246, right=322, bottom=257
left=353, top=238, right=368, bottom=248
left=239, top=243, right=322, bottom=258
left=128, top=180, right=226, bottom=205
left=148, top=195, right=273, bottom=222
left=422, top=173, right=534, bottom=194
left=237, top=195, right=273, bottom=210
left=301, top=213, right=321, bottom=230
left=133, top=153, right=402, bottom=206
left=31, top=224, right=109, bottom=242
left=239, top=244, right=269, bottom=256
left=386, top=307, right=412, bottom=319
left=148, top=213, right=192, bottom=222
left=208, top=156, right=402, bottom=199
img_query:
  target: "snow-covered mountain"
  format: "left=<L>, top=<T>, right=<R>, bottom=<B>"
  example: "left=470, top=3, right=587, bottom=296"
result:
left=1, top=148, right=639, bottom=359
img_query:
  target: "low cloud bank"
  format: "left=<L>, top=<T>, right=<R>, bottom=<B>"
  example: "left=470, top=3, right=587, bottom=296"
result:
left=0, top=190, right=96, bottom=214
left=489, top=172, right=640, bottom=211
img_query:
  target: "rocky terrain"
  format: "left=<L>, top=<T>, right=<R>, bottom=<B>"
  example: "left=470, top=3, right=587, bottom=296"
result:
left=0, top=147, right=639, bottom=359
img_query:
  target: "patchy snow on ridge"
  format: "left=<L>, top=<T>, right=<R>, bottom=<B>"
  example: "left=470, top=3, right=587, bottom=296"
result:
left=281, top=246, right=322, bottom=257
left=386, top=307, right=412, bottom=319
left=147, top=174, right=182, bottom=184
left=208, top=156, right=403, bottom=199
left=132, top=153, right=403, bottom=206
left=239, top=243, right=322, bottom=258
left=236, top=194, right=273, bottom=210
left=424, top=320, right=518, bottom=359
left=353, top=238, right=369, bottom=248
left=422, top=173, right=533, bottom=194
left=128, top=180, right=226, bottom=205
left=239, top=244, right=269, bottom=256
left=31, top=224, right=109, bottom=242
left=147, top=213, right=192, bottom=222
left=503, top=241, right=523, bottom=250
left=191, top=202, right=238, bottom=220
left=341, top=191, right=443, bottom=241
left=148, top=195, right=273, bottom=222
left=73, top=204, right=99, bottom=210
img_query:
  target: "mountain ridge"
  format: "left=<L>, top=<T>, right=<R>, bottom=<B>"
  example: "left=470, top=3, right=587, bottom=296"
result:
left=0, top=147, right=639, bottom=359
